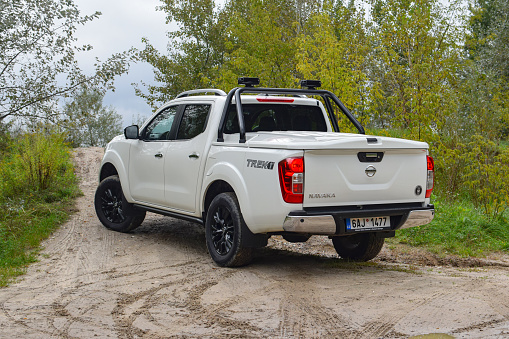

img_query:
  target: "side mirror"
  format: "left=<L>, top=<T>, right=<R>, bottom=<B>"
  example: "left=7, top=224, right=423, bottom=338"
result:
left=124, top=125, right=139, bottom=139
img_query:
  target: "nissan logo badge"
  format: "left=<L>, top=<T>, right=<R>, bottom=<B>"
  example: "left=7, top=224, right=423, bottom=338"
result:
left=365, top=165, right=376, bottom=177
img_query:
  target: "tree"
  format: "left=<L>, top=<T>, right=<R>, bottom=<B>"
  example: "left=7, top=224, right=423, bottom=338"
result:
left=135, top=0, right=324, bottom=107
left=297, top=1, right=371, bottom=130
left=214, top=0, right=304, bottom=90
left=466, top=0, right=509, bottom=78
left=135, top=0, right=228, bottom=109
left=464, top=0, right=509, bottom=139
left=0, top=0, right=129, bottom=124
left=366, top=0, right=463, bottom=141
left=61, top=87, right=123, bottom=147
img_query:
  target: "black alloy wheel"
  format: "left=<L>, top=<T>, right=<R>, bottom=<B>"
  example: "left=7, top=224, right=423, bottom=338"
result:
left=210, top=205, right=235, bottom=255
left=94, top=175, right=145, bottom=233
left=205, top=192, right=253, bottom=267
left=101, top=184, right=126, bottom=224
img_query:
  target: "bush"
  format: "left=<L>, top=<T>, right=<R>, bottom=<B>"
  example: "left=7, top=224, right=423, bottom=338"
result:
left=461, top=136, right=509, bottom=219
left=0, top=129, right=80, bottom=286
left=434, top=134, right=509, bottom=219
left=0, top=129, right=76, bottom=198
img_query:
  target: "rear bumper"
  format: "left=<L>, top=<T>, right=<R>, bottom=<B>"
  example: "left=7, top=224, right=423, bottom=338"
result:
left=282, top=204, right=434, bottom=235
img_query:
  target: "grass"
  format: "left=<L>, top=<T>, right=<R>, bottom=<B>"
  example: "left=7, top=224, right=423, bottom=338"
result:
left=0, top=130, right=81, bottom=287
left=394, top=195, right=509, bottom=257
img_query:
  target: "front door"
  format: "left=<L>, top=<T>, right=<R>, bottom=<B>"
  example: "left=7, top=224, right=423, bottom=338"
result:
left=164, top=103, right=211, bottom=213
left=129, top=105, right=178, bottom=206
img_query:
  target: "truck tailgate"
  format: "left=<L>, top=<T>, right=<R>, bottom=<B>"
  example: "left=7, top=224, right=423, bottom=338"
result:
left=303, top=148, right=428, bottom=208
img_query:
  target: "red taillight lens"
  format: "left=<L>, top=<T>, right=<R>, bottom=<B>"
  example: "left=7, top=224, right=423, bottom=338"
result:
left=426, top=155, right=434, bottom=198
left=278, top=157, right=304, bottom=203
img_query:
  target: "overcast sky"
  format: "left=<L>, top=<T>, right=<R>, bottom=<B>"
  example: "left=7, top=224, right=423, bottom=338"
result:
left=73, top=0, right=174, bottom=125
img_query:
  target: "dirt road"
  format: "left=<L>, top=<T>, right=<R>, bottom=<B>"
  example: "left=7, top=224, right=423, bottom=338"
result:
left=1, top=147, right=509, bottom=338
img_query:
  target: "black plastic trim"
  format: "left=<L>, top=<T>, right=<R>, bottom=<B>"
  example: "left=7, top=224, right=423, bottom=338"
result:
left=134, top=204, right=203, bottom=225
left=357, top=152, right=384, bottom=163
left=302, top=202, right=426, bottom=214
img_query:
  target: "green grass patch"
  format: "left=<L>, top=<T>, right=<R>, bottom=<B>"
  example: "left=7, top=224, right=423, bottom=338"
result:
left=395, top=196, right=509, bottom=257
left=0, top=129, right=81, bottom=287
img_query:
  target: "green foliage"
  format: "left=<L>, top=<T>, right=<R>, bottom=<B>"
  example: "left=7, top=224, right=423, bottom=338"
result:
left=367, top=0, right=463, bottom=142
left=0, top=131, right=80, bottom=286
left=61, top=87, right=123, bottom=147
left=466, top=0, right=509, bottom=79
left=462, top=136, right=509, bottom=218
left=135, top=0, right=228, bottom=108
left=0, top=0, right=130, bottom=124
left=0, top=128, right=77, bottom=198
left=215, top=0, right=300, bottom=90
left=397, top=197, right=509, bottom=256
left=297, top=2, right=371, bottom=130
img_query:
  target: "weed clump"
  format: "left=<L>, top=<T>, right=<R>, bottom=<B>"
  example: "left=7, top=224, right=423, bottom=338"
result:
left=0, top=128, right=80, bottom=286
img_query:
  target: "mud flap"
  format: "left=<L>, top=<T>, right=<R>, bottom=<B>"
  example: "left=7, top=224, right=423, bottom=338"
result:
left=122, top=195, right=145, bottom=217
left=241, top=222, right=269, bottom=248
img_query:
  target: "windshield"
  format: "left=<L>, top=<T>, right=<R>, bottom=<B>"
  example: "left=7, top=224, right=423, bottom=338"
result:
left=224, top=103, right=327, bottom=134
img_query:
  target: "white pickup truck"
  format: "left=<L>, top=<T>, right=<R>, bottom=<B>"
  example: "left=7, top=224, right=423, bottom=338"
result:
left=94, top=78, right=435, bottom=267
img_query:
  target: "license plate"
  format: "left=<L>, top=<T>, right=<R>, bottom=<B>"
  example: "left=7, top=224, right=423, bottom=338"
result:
left=346, top=216, right=391, bottom=232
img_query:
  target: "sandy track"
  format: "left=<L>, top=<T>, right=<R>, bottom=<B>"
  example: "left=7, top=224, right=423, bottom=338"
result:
left=1, top=147, right=509, bottom=338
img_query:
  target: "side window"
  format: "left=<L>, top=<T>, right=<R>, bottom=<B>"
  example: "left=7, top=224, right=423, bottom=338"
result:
left=176, top=104, right=211, bottom=140
left=143, top=106, right=178, bottom=141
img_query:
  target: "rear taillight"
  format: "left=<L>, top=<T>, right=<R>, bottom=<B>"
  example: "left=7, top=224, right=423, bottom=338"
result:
left=278, top=157, right=304, bottom=203
left=426, top=155, right=434, bottom=198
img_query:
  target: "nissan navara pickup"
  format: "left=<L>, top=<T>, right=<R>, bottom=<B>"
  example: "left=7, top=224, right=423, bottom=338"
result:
left=94, top=78, right=435, bottom=267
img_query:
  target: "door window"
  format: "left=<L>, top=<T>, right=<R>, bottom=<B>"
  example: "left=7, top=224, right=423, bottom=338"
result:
left=176, top=104, right=211, bottom=140
left=142, top=106, right=178, bottom=141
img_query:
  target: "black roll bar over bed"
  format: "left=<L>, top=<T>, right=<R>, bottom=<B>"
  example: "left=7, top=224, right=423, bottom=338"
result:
left=216, top=79, right=365, bottom=143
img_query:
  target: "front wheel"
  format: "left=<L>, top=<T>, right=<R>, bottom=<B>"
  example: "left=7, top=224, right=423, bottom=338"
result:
left=205, top=192, right=253, bottom=267
left=332, top=233, right=384, bottom=261
left=94, top=175, right=145, bottom=233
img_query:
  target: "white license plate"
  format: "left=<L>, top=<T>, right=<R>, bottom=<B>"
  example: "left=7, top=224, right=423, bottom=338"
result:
left=346, top=216, right=391, bottom=232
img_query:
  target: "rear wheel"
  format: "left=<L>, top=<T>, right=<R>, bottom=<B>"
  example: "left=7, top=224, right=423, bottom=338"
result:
left=205, top=192, right=253, bottom=267
left=94, top=175, right=145, bottom=232
left=332, top=233, right=384, bottom=261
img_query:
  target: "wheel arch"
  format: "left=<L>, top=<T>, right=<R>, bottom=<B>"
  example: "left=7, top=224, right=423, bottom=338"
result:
left=99, top=147, right=133, bottom=201
left=99, top=162, right=118, bottom=182
left=203, top=180, right=234, bottom=220
left=203, top=181, right=268, bottom=250
left=200, top=162, right=254, bottom=227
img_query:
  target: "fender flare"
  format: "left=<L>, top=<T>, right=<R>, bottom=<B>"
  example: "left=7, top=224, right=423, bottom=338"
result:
left=100, top=148, right=133, bottom=201
left=201, top=161, right=256, bottom=228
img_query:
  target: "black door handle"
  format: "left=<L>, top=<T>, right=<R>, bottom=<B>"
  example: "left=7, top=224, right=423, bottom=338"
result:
left=155, top=153, right=163, bottom=158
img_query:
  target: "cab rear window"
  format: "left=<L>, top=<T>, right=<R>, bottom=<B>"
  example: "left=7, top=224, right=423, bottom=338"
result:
left=224, top=104, right=327, bottom=134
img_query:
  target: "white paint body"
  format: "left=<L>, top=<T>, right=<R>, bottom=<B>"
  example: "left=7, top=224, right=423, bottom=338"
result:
left=100, top=95, right=431, bottom=234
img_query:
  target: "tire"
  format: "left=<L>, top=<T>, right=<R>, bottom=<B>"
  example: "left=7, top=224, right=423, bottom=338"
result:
left=205, top=192, right=253, bottom=267
left=332, top=233, right=384, bottom=261
left=94, top=175, right=146, bottom=233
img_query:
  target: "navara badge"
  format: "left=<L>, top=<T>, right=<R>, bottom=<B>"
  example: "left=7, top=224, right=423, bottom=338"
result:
left=365, top=165, right=376, bottom=177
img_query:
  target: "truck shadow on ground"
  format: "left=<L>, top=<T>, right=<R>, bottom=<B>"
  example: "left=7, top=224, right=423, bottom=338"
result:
left=126, top=214, right=509, bottom=271
left=127, top=215, right=404, bottom=274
